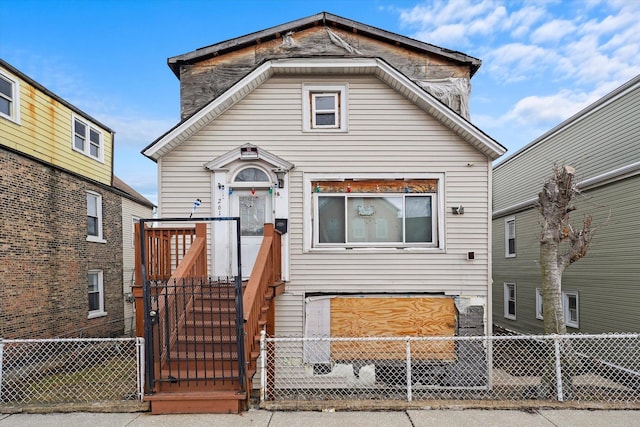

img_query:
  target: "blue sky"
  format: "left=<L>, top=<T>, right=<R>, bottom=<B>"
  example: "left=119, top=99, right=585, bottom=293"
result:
left=2, top=0, right=639, bottom=204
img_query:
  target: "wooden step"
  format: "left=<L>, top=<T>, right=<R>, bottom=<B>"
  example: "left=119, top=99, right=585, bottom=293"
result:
left=155, top=372, right=242, bottom=393
left=164, top=356, right=241, bottom=372
left=147, top=390, right=246, bottom=414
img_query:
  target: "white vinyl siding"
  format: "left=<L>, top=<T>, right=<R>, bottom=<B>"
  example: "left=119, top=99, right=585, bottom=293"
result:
left=122, top=197, right=154, bottom=335
left=157, top=75, right=492, bottom=337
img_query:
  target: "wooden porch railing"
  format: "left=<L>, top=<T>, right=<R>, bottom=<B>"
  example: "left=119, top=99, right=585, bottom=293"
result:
left=155, top=223, right=207, bottom=388
left=133, top=220, right=283, bottom=398
left=133, top=223, right=204, bottom=337
left=242, top=223, right=283, bottom=385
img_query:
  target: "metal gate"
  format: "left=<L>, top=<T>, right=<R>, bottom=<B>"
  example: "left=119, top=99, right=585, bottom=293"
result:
left=137, top=217, right=243, bottom=393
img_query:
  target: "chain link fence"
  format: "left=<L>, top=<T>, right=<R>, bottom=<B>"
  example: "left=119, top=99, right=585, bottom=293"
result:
left=0, top=338, right=144, bottom=406
left=261, top=333, right=640, bottom=404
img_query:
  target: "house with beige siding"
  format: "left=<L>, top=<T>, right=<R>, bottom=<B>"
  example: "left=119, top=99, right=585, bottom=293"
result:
left=492, top=74, right=640, bottom=334
left=0, top=59, right=151, bottom=338
left=112, top=176, right=155, bottom=335
left=139, top=13, right=505, bottom=412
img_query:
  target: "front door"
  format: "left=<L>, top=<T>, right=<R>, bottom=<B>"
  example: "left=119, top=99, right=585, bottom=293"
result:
left=231, top=189, right=272, bottom=278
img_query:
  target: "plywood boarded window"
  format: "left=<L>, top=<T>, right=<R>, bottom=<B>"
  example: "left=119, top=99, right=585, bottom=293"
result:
left=305, top=296, right=456, bottom=361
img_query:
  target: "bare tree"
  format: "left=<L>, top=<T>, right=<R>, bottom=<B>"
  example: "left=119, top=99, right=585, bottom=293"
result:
left=537, top=164, right=594, bottom=334
left=536, top=164, right=595, bottom=398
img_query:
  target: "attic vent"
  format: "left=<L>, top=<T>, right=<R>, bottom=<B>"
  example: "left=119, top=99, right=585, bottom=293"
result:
left=240, top=146, right=258, bottom=159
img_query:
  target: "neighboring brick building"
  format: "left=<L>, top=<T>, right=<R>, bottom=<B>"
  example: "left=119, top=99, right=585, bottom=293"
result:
left=0, top=59, right=149, bottom=338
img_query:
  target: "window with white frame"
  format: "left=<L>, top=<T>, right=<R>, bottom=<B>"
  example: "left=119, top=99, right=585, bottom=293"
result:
left=87, top=191, right=105, bottom=242
left=536, top=288, right=544, bottom=320
left=88, top=269, right=106, bottom=317
left=131, top=216, right=140, bottom=248
left=504, top=282, right=516, bottom=320
left=505, top=217, right=516, bottom=257
left=536, top=288, right=579, bottom=328
left=73, top=116, right=103, bottom=161
left=0, top=70, right=20, bottom=123
left=311, top=178, right=440, bottom=248
left=302, top=84, right=348, bottom=132
left=563, top=291, right=579, bottom=328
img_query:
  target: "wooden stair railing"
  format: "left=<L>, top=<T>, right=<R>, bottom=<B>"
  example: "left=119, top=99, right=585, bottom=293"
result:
left=242, top=223, right=283, bottom=388
left=133, top=223, right=200, bottom=337
left=154, top=223, right=207, bottom=390
left=133, top=220, right=284, bottom=413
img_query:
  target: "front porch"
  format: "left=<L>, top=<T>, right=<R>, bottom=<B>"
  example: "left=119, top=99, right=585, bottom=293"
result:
left=133, top=219, right=284, bottom=414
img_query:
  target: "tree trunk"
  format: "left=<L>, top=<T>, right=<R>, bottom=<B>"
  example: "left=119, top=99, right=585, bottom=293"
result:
left=540, top=241, right=566, bottom=335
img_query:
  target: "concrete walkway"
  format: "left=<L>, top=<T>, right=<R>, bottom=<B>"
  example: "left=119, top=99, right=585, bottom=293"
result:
left=1, top=409, right=639, bottom=426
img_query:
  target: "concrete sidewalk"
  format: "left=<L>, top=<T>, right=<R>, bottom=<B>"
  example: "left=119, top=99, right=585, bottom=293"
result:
left=1, top=409, right=639, bottom=426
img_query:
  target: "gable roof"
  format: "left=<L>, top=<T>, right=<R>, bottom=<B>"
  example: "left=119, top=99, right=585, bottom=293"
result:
left=143, top=57, right=505, bottom=162
left=495, top=73, right=640, bottom=171
left=0, top=59, right=114, bottom=135
left=112, top=176, right=156, bottom=208
left=167, top=12, right=482, bottom=78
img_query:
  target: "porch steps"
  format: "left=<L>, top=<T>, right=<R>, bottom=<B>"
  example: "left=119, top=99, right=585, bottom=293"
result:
left=148, top=279, right=283, bottom=414
left=146, top=390, right=246, bottom=414
left=149, top=280, right=247, bottom=414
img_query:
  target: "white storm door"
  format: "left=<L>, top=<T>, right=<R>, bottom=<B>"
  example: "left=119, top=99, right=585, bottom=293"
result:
left=232, top=189, right=272, bottom=278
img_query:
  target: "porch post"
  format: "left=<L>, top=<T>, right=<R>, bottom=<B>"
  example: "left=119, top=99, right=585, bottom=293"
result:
left=132, top=223, right=145, bottom=338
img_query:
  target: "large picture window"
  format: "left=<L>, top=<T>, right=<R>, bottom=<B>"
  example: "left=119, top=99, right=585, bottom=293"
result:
left=312, top=178, right=439, bottom=248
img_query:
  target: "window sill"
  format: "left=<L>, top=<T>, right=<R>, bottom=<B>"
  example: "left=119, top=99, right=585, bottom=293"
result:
left=307, top=246, right=444, bottom=253
left=87, top=236, right=107, bottom=243
left=88, top=311, right=108, bottom=319
left=302, top=128, right=348, bottom=133
left=0, top=113, right=20, bottom=125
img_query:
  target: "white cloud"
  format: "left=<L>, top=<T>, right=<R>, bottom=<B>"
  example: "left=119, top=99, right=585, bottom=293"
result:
left=530, top=19, right=576, bottom=44
left=502, top=89, right=598, bottom=127
left=399, top=0, right=508, bottom=46
left=484, top=43, right=556, bottom=82
left=503, top=5, right=547, bottom=38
